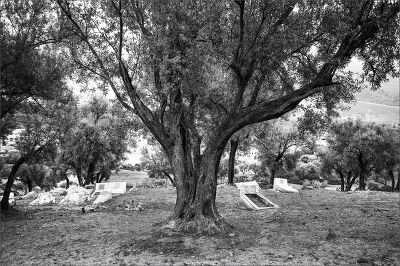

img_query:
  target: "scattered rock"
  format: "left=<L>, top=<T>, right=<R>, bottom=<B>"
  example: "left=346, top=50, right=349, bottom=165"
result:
left=288, top=255, right=294, bottom=259
left=93, top=191, right=112, bottom=205
left=326, top=229, right=337, bottom=241
left=21, top=191, right=38, bottom=199
left=59, top=186, right=90, bottom=206
left=49, top=187, right=67, bottom=196
left=29, top=192, right=55, bottom=206
left=117, top=199, right=144, bottom=211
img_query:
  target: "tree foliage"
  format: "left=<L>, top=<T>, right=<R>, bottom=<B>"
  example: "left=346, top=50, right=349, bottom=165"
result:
left=0, top=93, right=76, bottom=211
left=321, top=120, right=400, bottom=191
left=62, top=96, right=138, bottom=186
left=0, top=0, right=68, bottom=123
left=57, top=0, right=400, bottom=232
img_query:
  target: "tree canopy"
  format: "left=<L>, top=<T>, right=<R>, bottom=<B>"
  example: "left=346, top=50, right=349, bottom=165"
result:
left=57, top=0, right=400, bottom=233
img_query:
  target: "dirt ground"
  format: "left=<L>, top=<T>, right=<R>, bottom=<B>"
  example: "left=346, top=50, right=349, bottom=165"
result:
left=1, top=171, right=399, bottom=265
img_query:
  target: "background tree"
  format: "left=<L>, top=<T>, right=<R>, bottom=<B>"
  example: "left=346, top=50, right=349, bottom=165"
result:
left=57, top=0, right=400, bottom=233
left=0, top=0, right=68, bottom=126
left=254, top=120, right=299, bottom=187
left=372, top=124, right=400, bottom=191
left=62, top=96, right=137, bottom=186
left=140, top=146, right=175, bottom=186
left=1, top=94, right=75, bottom=211
left=325, top=120, right=389, bottom=191
left=226, top=128, right=253, bottom=185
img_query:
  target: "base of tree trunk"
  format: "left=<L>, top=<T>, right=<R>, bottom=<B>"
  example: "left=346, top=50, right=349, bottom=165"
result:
left=0, top=204, right=17, bottom=214
left=168, top=216, right=233, bottom=235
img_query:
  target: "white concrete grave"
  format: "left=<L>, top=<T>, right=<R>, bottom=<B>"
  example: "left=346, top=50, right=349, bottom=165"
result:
left=273, top=178, right=299, bottom=193
left=0, top=192, right=16, bottom=205
left=94, top=182, right=127, bottom=195
left=235, top=181, right=278, bottom=211
left=93, top=191, right=113, bottom=205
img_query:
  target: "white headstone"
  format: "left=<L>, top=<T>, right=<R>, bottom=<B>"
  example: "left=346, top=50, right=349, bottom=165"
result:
left=235, top=181, right=260, bottom=195
left=93, top=191, right=113, bottom=205
left=94, top=182, right=126, bottom=195
left=273, top=178, right=299, bottom=193
left=0, top=192, right=16, bottom=205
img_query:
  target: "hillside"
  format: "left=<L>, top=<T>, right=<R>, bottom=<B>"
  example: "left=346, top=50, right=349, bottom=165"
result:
left=340, top=101, right=399, bottom=123
left=355, top=78, right=399, bottom=106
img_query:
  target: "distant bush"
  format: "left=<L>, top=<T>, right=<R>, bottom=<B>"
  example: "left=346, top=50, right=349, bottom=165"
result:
left=295, top=154, right=322, bottom=181
left=235, top=175, right=254, bottom=183
left=284, top=172, right=301, bottom=185
left=120, top=164, right=141, bottom=171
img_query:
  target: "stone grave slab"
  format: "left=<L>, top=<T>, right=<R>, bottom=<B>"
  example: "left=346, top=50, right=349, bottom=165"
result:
left=94, top=182, right=127, bottom=195
left=235, top=181, right=278, bottom=211
left=273, top=178, right=299, bottom=193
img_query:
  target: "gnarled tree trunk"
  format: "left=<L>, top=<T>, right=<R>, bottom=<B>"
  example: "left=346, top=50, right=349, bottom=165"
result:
left=388, top=169, right=395, bottom=191
left=1, top=157, right=27, bottom=211
left=227, top=137, right=239, bottom=185
left=167, top=119, right=232, bottom=234
left=358, top=154, right=367, bottom=191
left=336, top=169, right=345, bottom=192
left=346, top=171, right=357, bottom=192
left=84, top=155, right=99, bottom=186
left=75, top=166, right=83, bottom=186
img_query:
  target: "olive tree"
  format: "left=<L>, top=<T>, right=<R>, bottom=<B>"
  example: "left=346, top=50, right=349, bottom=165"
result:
left=57, top=0, right=400, bottom=233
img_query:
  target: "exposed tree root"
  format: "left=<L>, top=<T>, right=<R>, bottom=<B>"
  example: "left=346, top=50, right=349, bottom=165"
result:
left=174, top=216, right=234, bottom=235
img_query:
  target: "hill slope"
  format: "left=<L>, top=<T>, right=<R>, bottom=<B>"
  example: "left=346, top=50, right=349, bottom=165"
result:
left=355, top=78, right=399, bottom=106
left=340, top=101, right=399, bottom=123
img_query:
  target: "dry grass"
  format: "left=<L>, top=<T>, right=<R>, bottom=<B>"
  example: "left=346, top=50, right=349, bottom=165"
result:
left=1, top=171, right=399, bottom=265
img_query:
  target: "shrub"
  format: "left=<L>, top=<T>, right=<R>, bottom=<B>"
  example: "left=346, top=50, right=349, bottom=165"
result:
left=295, top=154, right=322, bottom=181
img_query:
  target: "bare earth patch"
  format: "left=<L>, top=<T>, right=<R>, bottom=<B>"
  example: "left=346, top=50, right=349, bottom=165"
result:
left=1, top=180, right=399, bottom=265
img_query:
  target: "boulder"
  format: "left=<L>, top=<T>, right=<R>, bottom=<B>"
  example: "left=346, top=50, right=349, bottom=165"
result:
left=50, top=187, right=67, bottom=196
left=29, top=192, right=55, bottom=206
left=21, top=191, right=38, bottom=199
left=32, top=186, right=42, bottom=193
left=93, top=192, right=113, bottom=205
left=59, top=186, right=90, bottom=206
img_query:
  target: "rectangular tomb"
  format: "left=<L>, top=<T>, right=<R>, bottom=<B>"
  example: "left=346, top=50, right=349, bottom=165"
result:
left=94, top=182, right=127, bottom=195
left=235, top=181, right=278, bottom=211
left=273, top=178, right=299, bottom=193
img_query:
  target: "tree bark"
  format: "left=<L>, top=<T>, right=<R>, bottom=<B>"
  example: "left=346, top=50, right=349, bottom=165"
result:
left=84, top=156, right=99, bottom=185
left=65, top=175, right=70, bottom=189
left=27, top=177, right=33, bottom=192
left=336, top=169, right=345, bottom=192
left=388, top=169, right=395, bottom=191
left=345, top=171, right=357, bottom=192
left=1, top=157, right=27, bottom=212
left=98, top=167, right=111, bottom=183
left=359, top=167, right=366, bottom=191
left=358, top=154, right=367, bottom=191
left=75, top=166, right=83, bottom=186
left=227, top=137, right=239, bottom=185
left=270, top=152, right=284, bottom=188
left=166, top=116, right=232, bottom=234
left=163, top=171, right=175, bottom=187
